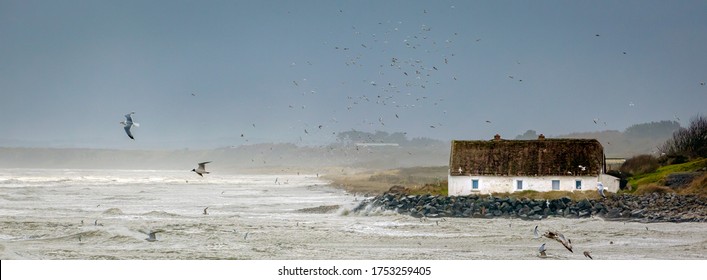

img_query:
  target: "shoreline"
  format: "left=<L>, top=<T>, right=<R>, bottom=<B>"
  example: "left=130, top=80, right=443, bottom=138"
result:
left=323, top=166, right=448, bottom=195
left=354, top=191, right=707, bottom=223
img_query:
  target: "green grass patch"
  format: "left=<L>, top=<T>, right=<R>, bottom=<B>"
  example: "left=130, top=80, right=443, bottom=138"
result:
left=628, top=158, right=707, bottom=189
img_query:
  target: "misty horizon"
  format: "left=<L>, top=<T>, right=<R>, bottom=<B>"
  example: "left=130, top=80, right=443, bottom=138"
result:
left=0, top=119, right=683, bottom=150
left=2, top=1, right=705, bottom=152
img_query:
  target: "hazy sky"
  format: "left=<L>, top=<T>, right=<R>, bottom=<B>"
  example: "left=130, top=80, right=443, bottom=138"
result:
left=1, top=0, right=706, bottom=149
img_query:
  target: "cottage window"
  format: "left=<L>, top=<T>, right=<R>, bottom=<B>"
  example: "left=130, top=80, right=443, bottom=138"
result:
left=472, top=179, right=479, bottom=190
left=552, top=180, right=560, bottom=190
left=516, top=180, right=523, bottom=190
left=575, top=180, right=582, bottom=190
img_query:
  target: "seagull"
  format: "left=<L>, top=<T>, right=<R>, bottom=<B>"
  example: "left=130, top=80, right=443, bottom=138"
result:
left=203, top=207, right=209, bottom=215
left=597, top=182, right=606, bottom=199
left=539, top=243, right=547, bottom=257
left=142, top=229, right=164, bottom=242
left=533, top=225, right=540, bottom=239
left=543, top=230, right=573, bottom=253
left=119, top=112, right=139, bottom=140
left=583, top=251, right=593, bottom=259
left=192, top=161, right=212, bottom=177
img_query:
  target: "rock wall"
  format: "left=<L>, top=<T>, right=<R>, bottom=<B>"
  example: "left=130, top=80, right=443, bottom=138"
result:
left=354, top=192, right=707, bottom=223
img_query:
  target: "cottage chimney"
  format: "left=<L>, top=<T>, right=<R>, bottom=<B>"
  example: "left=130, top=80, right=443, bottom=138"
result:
left=538, top=134, right=545, bottom=140
left=493, top=134, right=501, bottom=141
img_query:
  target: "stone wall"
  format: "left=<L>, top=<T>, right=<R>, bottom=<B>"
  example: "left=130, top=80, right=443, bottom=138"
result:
left=354, top=192, right=707, bottom=223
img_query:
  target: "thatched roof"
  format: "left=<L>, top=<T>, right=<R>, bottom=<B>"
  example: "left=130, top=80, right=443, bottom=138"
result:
left=449, top=136, right=604, bottom=176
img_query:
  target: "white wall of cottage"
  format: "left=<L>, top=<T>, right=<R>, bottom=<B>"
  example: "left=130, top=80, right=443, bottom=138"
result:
left=447, top=173, right=616, bottom=196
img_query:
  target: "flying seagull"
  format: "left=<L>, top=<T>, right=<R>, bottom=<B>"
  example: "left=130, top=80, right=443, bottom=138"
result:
left=538, top=243, right=547, bottom=257
left=119, top=112, right=139, bottom=140
left=192, top=161, right=212, bottom=177
left=141, top=229, right=164, bottom=242
left=543, top=230, right=573, bottom=253
left=533, top=225, right=540, bottom=239
left=597, top=182, right=606, bottom=199
left=583, top=250, right=593, bottom=259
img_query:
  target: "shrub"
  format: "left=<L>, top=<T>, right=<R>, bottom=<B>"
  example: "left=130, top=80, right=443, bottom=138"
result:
left=660, top=115, right=707, bottom=159
left=620, top=154, right=659, bottom=176
left=658, top=154, right=689, bottom=165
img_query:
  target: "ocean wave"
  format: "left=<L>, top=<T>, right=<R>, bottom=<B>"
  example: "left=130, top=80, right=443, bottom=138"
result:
left=0, top=169, right=329, bottom=189
left=107, top=235, right=141, bottom=243
left=0, top=195, right=41, bottom=201
left=102, top=208, right=124, bottom=215
left=142, top=211, right=183, bottom=218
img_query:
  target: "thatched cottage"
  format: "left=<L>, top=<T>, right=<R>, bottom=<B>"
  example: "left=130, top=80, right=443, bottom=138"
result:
left=448, top=134, right=620, bottom=195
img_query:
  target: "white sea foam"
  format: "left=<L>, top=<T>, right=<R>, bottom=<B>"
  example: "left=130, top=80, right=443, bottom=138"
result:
left=0, top=168, right=705, bottom=260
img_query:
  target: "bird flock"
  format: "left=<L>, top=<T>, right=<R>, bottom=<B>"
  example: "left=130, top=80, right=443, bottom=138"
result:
left=110, top=4, right=689, bottom=168
left=104, top=6, right=689, bottom=246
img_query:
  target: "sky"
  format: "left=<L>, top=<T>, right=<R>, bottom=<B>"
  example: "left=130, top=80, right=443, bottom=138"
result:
left=1, top=0, right=706, bottom=149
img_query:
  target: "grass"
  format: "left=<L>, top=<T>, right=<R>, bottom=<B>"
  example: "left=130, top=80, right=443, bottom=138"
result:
left=633, top=184, right=675, bottom=195
left=407, top=180, right=448, bottom=196
left=679, top=173, right=707, bottom=196
left=628, top=158, right=707, bottom=190
left=324, top=166, right=447, bottom=195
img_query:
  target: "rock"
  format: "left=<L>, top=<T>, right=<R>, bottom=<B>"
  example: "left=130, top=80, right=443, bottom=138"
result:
left=665, top=172, right=699, bottom=188
left=577, top=199, right=592, bottom=210
left=355, top=192, right=707, bottom=223
left=605, top=208, right=621, bottom=219
left=520, top=205, right=531, bottom=215
left=631, top=209, right=645, bottom=218
left=553, top=199, right=567, bottom=209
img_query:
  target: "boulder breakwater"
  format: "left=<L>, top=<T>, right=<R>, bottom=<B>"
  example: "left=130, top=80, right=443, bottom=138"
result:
left=353, top=192, right=707, bottom=223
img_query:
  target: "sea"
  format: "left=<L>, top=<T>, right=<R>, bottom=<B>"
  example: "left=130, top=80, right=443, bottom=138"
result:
left=1, top=168, right=706, bottom=260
